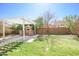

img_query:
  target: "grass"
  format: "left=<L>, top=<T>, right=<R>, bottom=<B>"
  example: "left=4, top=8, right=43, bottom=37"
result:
left=0, top=42, right=23, bottom=56
left=6, top=35, right=79, bottom=56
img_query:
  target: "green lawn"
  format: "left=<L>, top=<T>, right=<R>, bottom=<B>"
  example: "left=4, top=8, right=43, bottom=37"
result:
left=7, top=35, right=79, bottom=56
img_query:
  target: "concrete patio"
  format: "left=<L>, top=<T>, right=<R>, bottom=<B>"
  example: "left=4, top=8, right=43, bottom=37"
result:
left=0, top=35, right=38, bottom=46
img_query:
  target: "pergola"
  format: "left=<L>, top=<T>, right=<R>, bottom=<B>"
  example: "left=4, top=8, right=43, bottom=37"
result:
left=2, top=18, right=36, bottom=39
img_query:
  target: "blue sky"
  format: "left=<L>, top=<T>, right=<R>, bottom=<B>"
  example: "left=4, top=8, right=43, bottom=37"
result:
left=0, top=3, right=79, bottom=20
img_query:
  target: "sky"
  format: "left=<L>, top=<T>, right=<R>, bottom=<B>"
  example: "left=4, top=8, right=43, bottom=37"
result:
left=0, top=3, right=79, bottom=20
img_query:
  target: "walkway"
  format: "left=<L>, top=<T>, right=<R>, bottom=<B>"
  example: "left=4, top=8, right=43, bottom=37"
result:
left=0, top=35, right=38, bottom=46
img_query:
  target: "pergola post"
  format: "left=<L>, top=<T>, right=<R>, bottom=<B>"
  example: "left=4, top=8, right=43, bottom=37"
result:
left=34, top=24, right=36, bottom=35
left=3, top=20, right=5, bottom=39
left=22, top=19, right=25, bottom=39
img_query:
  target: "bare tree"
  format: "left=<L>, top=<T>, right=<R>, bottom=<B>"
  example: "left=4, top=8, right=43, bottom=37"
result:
left=43, top=11, right=55, bottom=34
left=43, top=11, right=55, bottom=52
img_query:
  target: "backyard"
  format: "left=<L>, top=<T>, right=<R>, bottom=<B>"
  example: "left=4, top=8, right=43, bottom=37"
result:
left=4, top=35, right=79, bottom=56
left=0, top=7, right=79, bottom=56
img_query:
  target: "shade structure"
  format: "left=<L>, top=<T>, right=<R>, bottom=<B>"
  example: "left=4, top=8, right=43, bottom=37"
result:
left=5, top=18, right=36, bottom=25
left=2, top=18, right=36, bottom=39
